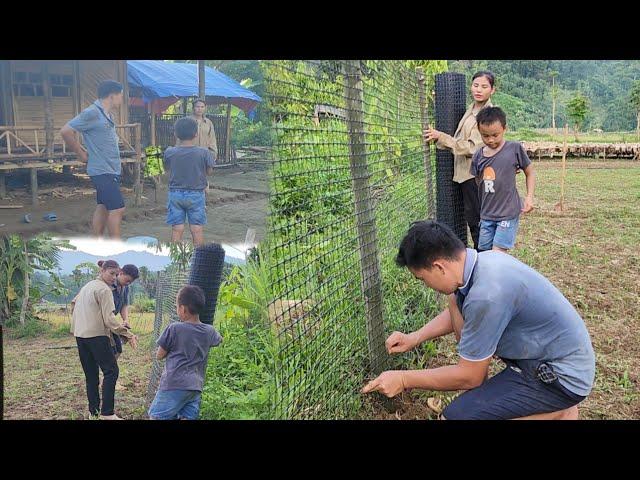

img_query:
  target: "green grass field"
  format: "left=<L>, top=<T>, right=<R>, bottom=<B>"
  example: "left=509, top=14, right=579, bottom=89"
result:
left=506, top=129, right=640, bottom=144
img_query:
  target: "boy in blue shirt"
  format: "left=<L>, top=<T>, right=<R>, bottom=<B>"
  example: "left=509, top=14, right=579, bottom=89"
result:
left=470, top=107, right=536, bottom=252
left=163, top=117, right=216, bottom=246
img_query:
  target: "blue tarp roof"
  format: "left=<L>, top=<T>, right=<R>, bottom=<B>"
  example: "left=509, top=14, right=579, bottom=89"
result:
left=127, top=60, right=261, bottom=116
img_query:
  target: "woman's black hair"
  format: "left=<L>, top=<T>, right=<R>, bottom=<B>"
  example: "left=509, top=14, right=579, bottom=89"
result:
left=97, top=259, right=120, bottom=270
left=472, top=70, right=496, bottom=88
left=121, top=264, right=139, bottom=281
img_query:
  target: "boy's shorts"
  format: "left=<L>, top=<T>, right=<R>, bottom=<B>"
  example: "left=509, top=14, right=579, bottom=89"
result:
left=148, top=389, right=202, bottom=420
left=442, top=359, right=586, bottom=420
left=166, top=189, right=207, bottom=226
left=478, top=216, right=520, bottom=251
left=90, top=174, right=125, bottom=211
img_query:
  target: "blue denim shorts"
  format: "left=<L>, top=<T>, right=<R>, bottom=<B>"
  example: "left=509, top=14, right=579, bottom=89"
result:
left=166, top=189, right=207, bottom=226
left=90, top=174, right=125, bottom=211
left=442, top=359, right=585, bottom=420
left=148, top=389, right=202, bottom=420
left=479, top=216, right=520, bottom=250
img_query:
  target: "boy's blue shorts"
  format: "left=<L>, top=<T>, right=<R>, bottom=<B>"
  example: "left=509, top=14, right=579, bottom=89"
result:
left=442, top=359, right=586, bottom=420
left=478, top=216, right=520, bottom=251
left=166, top=189, right=207, bottom=226
left=90, top=174, right=125, bottom=211
left=148, top=389, right=202, bottom=420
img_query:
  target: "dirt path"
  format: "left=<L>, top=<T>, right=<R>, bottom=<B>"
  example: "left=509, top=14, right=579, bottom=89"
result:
left=3, top=331, right=155, bottom=420
left=0, top=163, right=268, bottom=244
left=363, top=160, right=640, bottom=420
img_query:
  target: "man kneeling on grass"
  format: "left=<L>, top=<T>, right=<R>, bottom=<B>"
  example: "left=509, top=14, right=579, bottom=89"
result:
left=361, top=220, right=595, bottom=420
left=148, top=285, right=222, bottom=420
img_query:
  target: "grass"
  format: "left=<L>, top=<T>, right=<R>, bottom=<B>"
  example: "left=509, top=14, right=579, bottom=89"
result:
left=200, top=259, right=273, bottom=420
left=363, top=159, right=640, bottom=420
left=3, top=309, right=157, bottom=419
left=39, top=309, right=155, bottom=335
left=506, top=129, right=639, bottom=144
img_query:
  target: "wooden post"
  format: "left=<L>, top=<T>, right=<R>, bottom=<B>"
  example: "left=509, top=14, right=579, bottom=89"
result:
left=182, top=98, right=188, bottom=115
left=416, top=67, right=434, bottom=217
left=149, top=102, right=156, bottom=146
left=134, top=123, right=142, bottom=207
left=42, top=63, right=54, bottom=163
left=30, top=168, right=38, bottom=206
left=0, top=172, right=6, bottom=199
left=198, top=60, right=206, bottom=100
left=73, top=61, right=81, bottom=116
left=225, top=102, right=232, bottom=163
left=560, top=124, right=568, bottom=211
left=343, top=60, right=387, bottom=375
left=19, top=240, right=29, bottom=325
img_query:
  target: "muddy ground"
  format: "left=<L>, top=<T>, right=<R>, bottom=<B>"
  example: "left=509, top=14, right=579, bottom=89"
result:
left=0, top=162, right=269, bottom=245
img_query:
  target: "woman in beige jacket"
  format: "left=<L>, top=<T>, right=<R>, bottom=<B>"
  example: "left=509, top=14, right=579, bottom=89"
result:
left=71, top=259, right=138, bottom=420
left=424, top=71, right=496, bottom=250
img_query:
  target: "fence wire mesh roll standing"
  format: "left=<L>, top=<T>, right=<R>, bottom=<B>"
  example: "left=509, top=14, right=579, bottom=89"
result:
left=264, top=60, right=447, bottom=419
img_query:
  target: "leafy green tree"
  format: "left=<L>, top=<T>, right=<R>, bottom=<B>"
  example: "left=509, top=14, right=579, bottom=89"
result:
left=0, top=235, right=72, bottom=325
left=566, top=93, right=589, bottom=133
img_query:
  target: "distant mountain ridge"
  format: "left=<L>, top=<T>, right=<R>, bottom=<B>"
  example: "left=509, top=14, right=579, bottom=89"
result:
left=54, top=249, right=243, bottom=274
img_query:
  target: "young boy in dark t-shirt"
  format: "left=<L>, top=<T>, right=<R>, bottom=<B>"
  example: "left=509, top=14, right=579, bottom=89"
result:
left=470, top=107, right=536, bottom=252
left=148, top=285, right=222, bottom=420
left=163, top=117, right=216, bottom=246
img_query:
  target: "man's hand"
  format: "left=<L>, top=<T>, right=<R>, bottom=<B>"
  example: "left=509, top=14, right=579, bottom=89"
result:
left=521, top=196, right=534, bottom=214
left=78, top=149, right=88, bottom=163
left=423, top=126, right=442, bottom=143
left=361, top=371, right=406, bottom=398
left=128, top=334, right=138, bottom=350
left=385, top=331, right=418, bottom=354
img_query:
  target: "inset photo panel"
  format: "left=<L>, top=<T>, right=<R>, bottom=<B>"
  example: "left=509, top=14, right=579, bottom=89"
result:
left=1, top=234, right=271, bottom=419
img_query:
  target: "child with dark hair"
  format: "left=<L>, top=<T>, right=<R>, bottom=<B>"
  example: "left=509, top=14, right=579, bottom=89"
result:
left=424, top=71, right=497, bottom=250
left=148, top=285, right=222, bottom=420
left=108, top=263, right=140, bottom=359
left=471, top=106, right=536, bottom=252
left=163, top=117, right=216, bottom=246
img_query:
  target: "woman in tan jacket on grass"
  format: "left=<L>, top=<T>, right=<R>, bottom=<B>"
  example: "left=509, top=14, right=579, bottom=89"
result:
left=71, top=259, right=138, bottom=420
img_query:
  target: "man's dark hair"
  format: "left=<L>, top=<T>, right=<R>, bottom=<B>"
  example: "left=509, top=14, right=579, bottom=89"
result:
left=472, top=70, right=496, bottom=88
left=192, top=98, right=206, bottom=107
left=177, top=285, right=206, bottom=316
left=97, top=80, right=123, bottom=99
left=476, top=106, right=507, bottom=128
left=174, top=117, right=198, bottom=141
left=396, top=220, right=466, bottom=270
left=121, top=264, right=139, bottom=280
